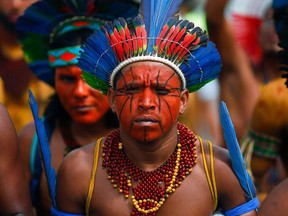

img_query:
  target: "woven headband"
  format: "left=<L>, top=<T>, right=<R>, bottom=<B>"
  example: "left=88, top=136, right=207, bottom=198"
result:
left=110, top=56, right=186, bottom=88
left=48, top=46, right=81, bottom=68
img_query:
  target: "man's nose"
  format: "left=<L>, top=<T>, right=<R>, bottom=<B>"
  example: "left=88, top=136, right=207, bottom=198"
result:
left=138, top=87, right=156, bottom=111
left=74, top=79, right=89, bottom=98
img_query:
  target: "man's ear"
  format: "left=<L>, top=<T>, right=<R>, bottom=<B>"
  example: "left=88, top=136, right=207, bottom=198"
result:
left=107, top=88, right=116, bottom=113
left=179, top=89, right=189, bottom=115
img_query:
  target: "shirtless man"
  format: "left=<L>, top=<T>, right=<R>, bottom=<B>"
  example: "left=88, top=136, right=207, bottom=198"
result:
left=51, top=1, right=259, bottom=215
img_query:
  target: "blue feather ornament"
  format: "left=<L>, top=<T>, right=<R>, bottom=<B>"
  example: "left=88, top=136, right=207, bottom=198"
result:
left=78, top=29, right=118, bottom=91
left=28, top=89, right=57, bottom=207
left=219, top=101, right=257, bottom=200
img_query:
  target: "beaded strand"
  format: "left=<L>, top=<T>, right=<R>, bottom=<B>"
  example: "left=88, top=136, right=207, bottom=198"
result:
left=102, top=123, right=197, bottom=215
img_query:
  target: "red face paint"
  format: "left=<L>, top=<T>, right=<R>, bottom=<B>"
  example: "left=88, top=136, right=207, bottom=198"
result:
left=113, top=61, right=183, bottom=143
left=55, top=65, right=110, bottom=125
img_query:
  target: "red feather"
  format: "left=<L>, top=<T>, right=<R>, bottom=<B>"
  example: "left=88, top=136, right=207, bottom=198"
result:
left=123, top=21, right=133, bottom=58
left=157, top=25, right=175, bottom=55
left=169, top=25, right=188, bottom=57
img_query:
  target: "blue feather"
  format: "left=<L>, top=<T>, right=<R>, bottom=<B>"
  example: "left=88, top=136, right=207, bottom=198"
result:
left=78, top=29, right=118, bottom=82
left=140, top=0, right=183, bottom=53
left=28, top=89, right=57, bottom=207
left=219, top=101, right=256, bottom=200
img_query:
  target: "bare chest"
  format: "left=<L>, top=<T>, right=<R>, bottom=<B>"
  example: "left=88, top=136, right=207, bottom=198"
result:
left=88, top=165, right=215, bottom=216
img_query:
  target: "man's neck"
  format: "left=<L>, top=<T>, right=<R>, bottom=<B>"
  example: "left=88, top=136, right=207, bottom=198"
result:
left=70, top=119, right=112, bottom=146
left=119, top=125, right=178, bottom=171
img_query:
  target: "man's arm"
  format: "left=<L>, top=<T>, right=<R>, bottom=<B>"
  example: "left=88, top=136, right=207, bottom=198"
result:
left=0, top=104, right=34, bottom=215
left=205, top=0, right=260, bottom=142
left=213, top=145, right=258, bottom=216
left=56, top=147, right=93, bottom=214
left=258, top=178, right=288, bottom=216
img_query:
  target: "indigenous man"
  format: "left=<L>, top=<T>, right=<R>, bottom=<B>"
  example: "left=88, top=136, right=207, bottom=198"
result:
left=34, top=0, right=259, bottom=215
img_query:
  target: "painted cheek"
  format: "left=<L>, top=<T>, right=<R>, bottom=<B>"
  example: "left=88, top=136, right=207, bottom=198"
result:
left=160, top=99, right=179, bottom=128
left=116, top=95, right=133, bottom=124
left=92, top=95, right=110, bottom=120
left=73, top=90, right=110, bottom=124
left=56, top=84, right=72, bottom=112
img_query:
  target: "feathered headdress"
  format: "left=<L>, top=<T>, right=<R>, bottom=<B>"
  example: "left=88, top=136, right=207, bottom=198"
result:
left=229, top=0, right=273, bottom=66
left=78, top=0, right=222, bottom=94
left=16, top=0, right=139, bottom=86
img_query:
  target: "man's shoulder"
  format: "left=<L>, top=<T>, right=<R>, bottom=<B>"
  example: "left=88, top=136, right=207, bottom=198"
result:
left=60, top=142, right=97, bottom=175
left=196, top=138, right=231, bottom=166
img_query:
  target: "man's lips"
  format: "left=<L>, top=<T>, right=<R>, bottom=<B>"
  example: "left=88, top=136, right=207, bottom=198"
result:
left=134, top=116, right=159, bottom=125
left=71, top=105, right=96, bottom=112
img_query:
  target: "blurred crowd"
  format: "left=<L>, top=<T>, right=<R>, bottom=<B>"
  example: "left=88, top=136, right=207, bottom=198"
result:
left=0, top=0, right=288, bottom=215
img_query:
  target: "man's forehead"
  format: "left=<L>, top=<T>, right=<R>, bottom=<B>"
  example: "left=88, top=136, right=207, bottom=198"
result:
left=121, top=68, right=179, bottom=81
left=121, top=61, right=177, bottom=77
left=113, top=60, right=183, bottom=88
left=123, top=61, right=173, bottom=70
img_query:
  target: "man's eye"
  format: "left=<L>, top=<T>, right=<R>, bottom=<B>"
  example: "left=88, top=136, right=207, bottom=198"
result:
left=117, top=87, right=139, bottom=94
left=125, top=87, right=140, bottom=93
left=156, top=88, right=170, bottom=95
left=59, top=75, right=76, bottom=83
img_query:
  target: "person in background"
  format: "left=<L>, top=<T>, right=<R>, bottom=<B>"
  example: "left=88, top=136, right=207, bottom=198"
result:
left=254, top=1, right=288, bottom=212
left=0, top=103, right=34, bottom=216
left=16, top=0, right=138, bottom=215
left=179, top=0, right=222, bottom=146
left=241, top=78, right=288, bottom=201
left=52, top=0, right=259, bottom=215
left=205, top=0, right=282, bottom=146
left=0, top=0, right=53, bottom=131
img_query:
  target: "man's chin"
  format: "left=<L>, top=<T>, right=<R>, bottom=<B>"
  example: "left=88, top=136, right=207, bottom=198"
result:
left=131, top=131, right=163, bottom=144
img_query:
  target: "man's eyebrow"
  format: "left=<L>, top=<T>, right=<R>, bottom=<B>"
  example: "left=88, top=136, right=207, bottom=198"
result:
left=119, top=71, right=128, bottom=88
left=164, top=71, right=177, bottom=86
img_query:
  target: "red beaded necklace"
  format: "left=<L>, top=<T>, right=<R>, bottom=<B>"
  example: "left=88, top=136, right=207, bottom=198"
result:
left=102, top=123, right=197, bottom=215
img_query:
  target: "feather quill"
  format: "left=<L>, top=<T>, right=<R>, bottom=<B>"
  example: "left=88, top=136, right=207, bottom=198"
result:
left=219, top=101, right=256, bottom=200
left=28, top=89, right=56, bottom=207
left=140, top=0, right=183, bottom=53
